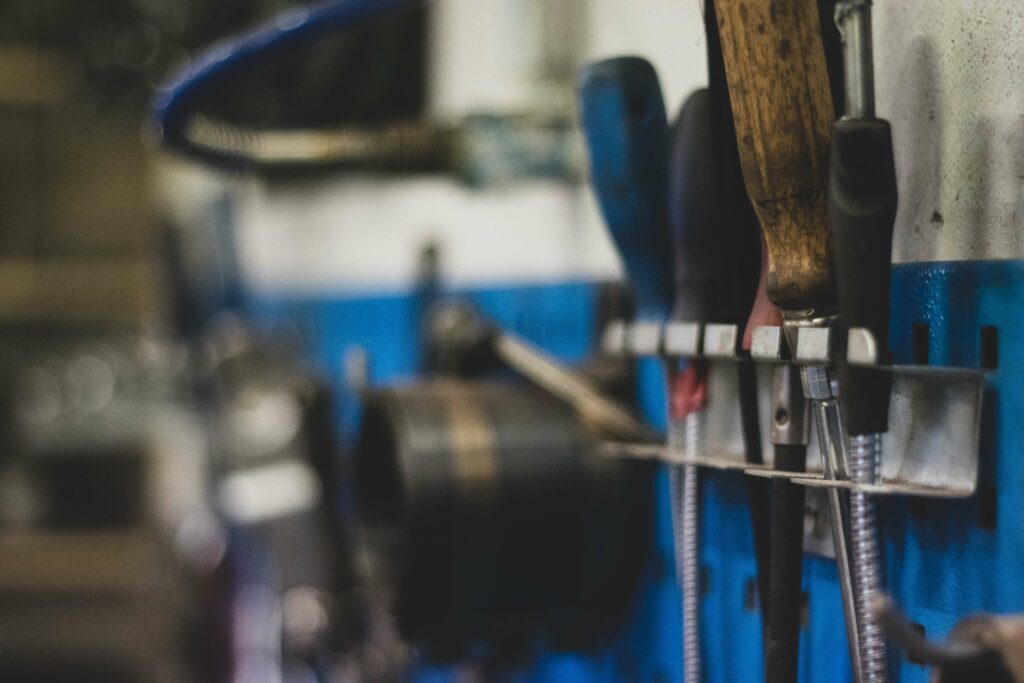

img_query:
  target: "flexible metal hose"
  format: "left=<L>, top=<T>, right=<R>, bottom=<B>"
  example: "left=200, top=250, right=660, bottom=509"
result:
left=670, top=412, right=703, bottom=682
left=848, top=432, right=887, bottom=682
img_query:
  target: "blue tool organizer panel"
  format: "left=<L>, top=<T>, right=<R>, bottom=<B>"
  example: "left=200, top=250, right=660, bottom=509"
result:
left=249, top=259, right=1024, bottom=683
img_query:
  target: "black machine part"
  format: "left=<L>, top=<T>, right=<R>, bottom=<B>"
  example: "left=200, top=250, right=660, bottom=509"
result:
left=354, top=380, right=653, bottom=663
left=829, top=117, right=898, bottom=436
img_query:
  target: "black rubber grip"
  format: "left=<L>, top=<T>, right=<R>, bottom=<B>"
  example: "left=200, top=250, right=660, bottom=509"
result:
left=829, top=118, right=898, bottom=435
left=668, top=90, right=714, bottom=322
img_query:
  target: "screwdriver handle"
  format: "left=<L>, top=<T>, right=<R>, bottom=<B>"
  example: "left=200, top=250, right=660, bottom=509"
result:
left=830, top=118, right=897, bottom=435
left=668, top=89, right=714, bottom=323
left=578, top=57, right=674, bottom=320
left=716, top=0, right=836, bottom=314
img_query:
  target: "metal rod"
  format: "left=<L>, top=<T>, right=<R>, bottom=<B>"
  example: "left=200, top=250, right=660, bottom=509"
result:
left=849, top=434, right=887, bottom=682
left=491, top=332, right=658, bottom=442
left=684, top=414, right=702, bottom=682
left=765, top=363, right=810, bottom=683
left=836, top=0, right=875, bottom=120
left=804, top=366, right=864, bottom=683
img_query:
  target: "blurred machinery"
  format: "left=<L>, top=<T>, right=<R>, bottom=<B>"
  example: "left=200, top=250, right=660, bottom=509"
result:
left=0, top=4, right=402, bottom=680
left=354, top=297, right=654, bottom=665
left=0, top=2, right=648, bottom=681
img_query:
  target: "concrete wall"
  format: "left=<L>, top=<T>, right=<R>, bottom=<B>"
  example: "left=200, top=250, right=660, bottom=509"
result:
left=875, top=0, right=1024, bottom=262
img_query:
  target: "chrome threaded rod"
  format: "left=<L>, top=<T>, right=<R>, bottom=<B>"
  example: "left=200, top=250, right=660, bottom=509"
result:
left=670, top=412, right=703, bottom=682
left=848, top=432, right=887, bottom=683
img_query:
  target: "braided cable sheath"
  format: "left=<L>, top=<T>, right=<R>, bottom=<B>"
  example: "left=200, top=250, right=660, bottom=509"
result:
left=848, top=432, right=887, bottom=683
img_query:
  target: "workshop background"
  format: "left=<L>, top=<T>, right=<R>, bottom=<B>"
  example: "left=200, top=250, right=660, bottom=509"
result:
left=0, top=1, right=1021, bottom=682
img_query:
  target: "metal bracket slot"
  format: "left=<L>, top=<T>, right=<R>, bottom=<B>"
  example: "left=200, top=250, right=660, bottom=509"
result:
left=752, top=326, right=985, bottom=498
left=791, top=364, right=984, bottom=498
left=597, top=321, right=986, bottom=499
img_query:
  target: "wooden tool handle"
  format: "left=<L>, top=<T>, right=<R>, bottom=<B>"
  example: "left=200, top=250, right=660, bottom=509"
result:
left=716, top=0, right=836, bottom=313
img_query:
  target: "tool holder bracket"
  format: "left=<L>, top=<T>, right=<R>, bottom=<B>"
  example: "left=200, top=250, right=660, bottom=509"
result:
left=599, top=320, right=985, bottom=498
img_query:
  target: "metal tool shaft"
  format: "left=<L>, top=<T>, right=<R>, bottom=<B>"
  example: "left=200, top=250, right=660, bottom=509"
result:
left=764, top=363, right=810, bottom=683
left=803, top=364, right=863, bottom=682
left=848, top=433, right=887, bottom=682
left=837, top=0, right=875, bottom=120
left=491, top=332, right=657, bottom=442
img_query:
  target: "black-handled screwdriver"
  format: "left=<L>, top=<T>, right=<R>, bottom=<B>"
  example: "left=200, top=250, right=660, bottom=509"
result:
left=666, top=88, right=716, bottom=683
left=830, top=2, right=898, bottom=681
left=702, top=0, right=774, bottom=639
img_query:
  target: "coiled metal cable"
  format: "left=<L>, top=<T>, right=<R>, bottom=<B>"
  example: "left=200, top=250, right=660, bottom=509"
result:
left=848, top=432, right=887, bottom=683
left=670, top=412, right=703, bottom=682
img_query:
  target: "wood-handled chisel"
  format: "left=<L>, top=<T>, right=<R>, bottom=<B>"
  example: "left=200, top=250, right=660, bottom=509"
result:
left=701, top=7, right=815, bottom=682
left=714, top=0, right=867, bottom=679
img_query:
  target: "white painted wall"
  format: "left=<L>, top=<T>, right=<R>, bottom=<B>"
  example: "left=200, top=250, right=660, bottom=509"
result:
left=429, top=0, right=708, bottom=119
left=236, top=0, right=711, bottom=296
left=582, top=0, right=707, bottom=120
left=235, top=175, right=613, bottom=295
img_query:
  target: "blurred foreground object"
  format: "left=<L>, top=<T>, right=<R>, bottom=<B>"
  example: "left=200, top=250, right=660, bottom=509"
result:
left=874, top=595, right=1024, bottom=683
left=355, top=380, right=653, bottom=663
left=0, top=339, right=211, bottom=682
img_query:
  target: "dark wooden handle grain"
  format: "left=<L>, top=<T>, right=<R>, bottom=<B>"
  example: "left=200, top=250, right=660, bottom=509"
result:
left=716, top=0, right=836, bottom=314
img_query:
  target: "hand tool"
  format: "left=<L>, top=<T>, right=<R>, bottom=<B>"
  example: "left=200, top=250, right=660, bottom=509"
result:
left=668, top=83, right=775, bottom=683
left=579, top=53, right=770, bottom=681
left=738, top=173, right=810, bottom=683
left=703, top=0, right=774, bottom=625
left=666, top=88, right=717, bottom=683
left=714, top=0, right=866, bottom=678
left=577, top=57, right=698, bottom=678
left=703, top=3, right=811, bottom=679
left=831, top=1, right=898, bottom=680
left=577, top=58, right=674, bottom=326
